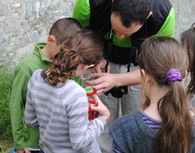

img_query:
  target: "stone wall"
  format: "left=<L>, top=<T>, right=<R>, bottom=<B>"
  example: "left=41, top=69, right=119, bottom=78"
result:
left=0, top=0, right=195, bottom=67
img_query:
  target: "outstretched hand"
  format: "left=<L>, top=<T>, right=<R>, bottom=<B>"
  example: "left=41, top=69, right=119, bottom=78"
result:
left=17, top=147, right=31, bottom=153
left=91, top=95, right=110, bottom=121
left=92, top=58, right=108, bottom=73
left=84, top=72, right=116, bottom=96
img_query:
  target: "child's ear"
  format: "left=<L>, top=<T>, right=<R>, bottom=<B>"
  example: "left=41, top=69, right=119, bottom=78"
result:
left=82, top=64, right=94, bottom=71
left=47, top=36, right=56, bottom=46
left=141, top=69, right=152, bottom=86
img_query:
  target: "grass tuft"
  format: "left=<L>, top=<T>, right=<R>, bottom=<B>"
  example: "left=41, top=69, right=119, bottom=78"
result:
left=0, top=54, right=14, bottom=151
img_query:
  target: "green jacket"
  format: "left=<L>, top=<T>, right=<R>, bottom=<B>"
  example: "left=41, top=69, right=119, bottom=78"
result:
left=10, top=42, right=51, bottom=149
left=73, top=0, right=175, bottom=48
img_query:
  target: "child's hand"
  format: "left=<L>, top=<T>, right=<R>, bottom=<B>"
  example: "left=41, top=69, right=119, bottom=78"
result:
left=17, top=147, right=31, bottom=153
left=91, top=96, right=110, bottom=121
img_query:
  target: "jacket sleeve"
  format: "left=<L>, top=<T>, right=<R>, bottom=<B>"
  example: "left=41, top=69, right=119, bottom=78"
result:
left=73, top=0, right=91, bottom=28
left=10, top=65, right=30, bottom=149
left=157, top=7, right=175, bottom=37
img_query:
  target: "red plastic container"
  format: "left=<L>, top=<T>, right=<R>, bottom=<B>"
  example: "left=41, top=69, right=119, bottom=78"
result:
left=84, top=87, right=99, bottom=120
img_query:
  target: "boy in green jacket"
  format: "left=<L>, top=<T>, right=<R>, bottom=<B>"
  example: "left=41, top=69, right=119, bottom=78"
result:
left=10, top=17, right=82, bottom=153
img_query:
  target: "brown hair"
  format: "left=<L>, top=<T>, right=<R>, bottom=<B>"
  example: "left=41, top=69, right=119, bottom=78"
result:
left=49, top=17, right=82, bottom=45
left=181, top=23, right=195, bottom=95
left=138, top=36, right=194, bottom=153
left=45, top=30, right=103, bottom=86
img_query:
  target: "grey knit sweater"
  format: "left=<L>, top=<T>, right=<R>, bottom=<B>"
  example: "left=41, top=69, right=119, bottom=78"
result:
left=109, top=112, right=195, bottom=153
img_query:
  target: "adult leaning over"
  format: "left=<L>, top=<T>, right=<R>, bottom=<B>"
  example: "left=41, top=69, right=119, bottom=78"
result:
left=73, top=0, right=175, bottom=152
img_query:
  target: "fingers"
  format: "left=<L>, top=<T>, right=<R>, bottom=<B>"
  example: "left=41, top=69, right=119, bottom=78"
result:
left=84, top=79, right=100, bottom=86
left=94, top=94, right=100, bottom=103
left=17, top=148, right=30, bottom=153
left=24, top=147, right=31, bottom=153
left=91, top=100, right=103, bottom=113
left=91, top=96, right=110, bottom=121
left=84, top=73, right=111, bottom=94
left=84, top=74, right=103, bottom=86
left=92, top=67, right=99, bottom=73
left=84, top=82, right=107, bottom=94
left=91, top=73, right=103, bottom=78
left=96, top=89, right=105, bottom=96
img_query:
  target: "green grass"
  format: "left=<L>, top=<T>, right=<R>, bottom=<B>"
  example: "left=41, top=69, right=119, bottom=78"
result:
left=73, top=76, right=84, bottom=87
left=0, top=57, right=14, bottom=151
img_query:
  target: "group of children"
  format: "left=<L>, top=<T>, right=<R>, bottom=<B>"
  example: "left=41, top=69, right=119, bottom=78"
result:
left=10, top=16, right=195, bottom=153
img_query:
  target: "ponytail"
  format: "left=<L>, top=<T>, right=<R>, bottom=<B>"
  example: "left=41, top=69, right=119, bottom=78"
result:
left=45, top=46, right=82, bottom=86
left=138, top=36, right=194, bottom=153
left=155, top=81, right=194, bottom=153
left=44, top=29, right=103, bottom=86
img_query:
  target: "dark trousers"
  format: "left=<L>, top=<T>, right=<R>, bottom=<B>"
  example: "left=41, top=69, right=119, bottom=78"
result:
left=39, top=149, right=44, bottom=153
left=31, top=151, right=40, bottom=153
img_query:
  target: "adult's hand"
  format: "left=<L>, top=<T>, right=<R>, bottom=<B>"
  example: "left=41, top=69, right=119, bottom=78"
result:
left=85, top=68, right=141, bottom=96
left=17, top=147, right=31, bottom=153
left=84, top=72, right=116, bottom=96
left=92, top=58, right=108, bottom=73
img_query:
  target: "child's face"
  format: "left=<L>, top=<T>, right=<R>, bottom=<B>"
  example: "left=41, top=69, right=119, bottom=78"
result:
left=75, top=64, right=88, bottom=77
left=75, top=64, right=94, bottom=78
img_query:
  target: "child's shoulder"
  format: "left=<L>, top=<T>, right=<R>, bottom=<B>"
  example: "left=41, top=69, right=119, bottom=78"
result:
left=65, top=79, right=86, bottom=93
left=111, top=112, right=141, bottom=130
left=119, top=112, right=141, bottom=122
left=15, top=54, right=37, bottom=73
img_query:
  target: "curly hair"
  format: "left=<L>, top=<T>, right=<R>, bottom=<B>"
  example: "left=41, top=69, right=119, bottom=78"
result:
left=45, top=30, right=104, bottom=86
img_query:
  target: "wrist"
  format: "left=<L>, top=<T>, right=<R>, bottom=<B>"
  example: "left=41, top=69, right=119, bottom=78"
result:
left=113, top=74, right=123, bottom=87
left=102, top=111, right=110, bottom=122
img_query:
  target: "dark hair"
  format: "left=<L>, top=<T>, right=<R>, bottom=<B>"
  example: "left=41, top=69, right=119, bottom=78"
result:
left=49, top=17, right=82, bottom=45
left=45, top=30, right=103, bottom=86
left=181, top=23, right=195, bottom=95
left=138, top=36, right=193, bottom=153
left=111, top=0, right=153, bottom=28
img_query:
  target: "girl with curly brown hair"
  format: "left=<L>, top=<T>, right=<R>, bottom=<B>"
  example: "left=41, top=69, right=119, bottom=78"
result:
left=25, top=30, right=110, bottom=153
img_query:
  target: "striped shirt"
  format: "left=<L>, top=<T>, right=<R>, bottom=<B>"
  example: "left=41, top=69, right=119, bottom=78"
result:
left=25, top=69, right=106, bottom=153
left=112, top=111, right=161, bottom=153
left=141, top=111, right=162, bottom=130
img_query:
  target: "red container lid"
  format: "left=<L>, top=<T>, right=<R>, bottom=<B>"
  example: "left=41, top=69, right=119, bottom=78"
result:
left=84, top=87, right=97, bottom=96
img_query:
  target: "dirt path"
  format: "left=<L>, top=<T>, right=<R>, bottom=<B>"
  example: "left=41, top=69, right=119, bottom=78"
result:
left=0, top=143, right=13, bottom=153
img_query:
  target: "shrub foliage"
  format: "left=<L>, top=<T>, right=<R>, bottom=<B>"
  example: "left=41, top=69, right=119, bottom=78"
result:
left=0, top=61, right=13, bottom=142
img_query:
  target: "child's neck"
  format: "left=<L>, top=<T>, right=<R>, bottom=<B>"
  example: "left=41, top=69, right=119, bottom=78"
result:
left=144, top=85, right=169, bottom=121
left=41, top=45, right=53, bottom=61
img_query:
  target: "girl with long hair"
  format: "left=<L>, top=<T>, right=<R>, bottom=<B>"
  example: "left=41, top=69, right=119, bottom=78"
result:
left=181, top=23, right=195, bottom=108
left=109, top=36, right=195, bottom=153
left=25, top=30, right=110, bottom=153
